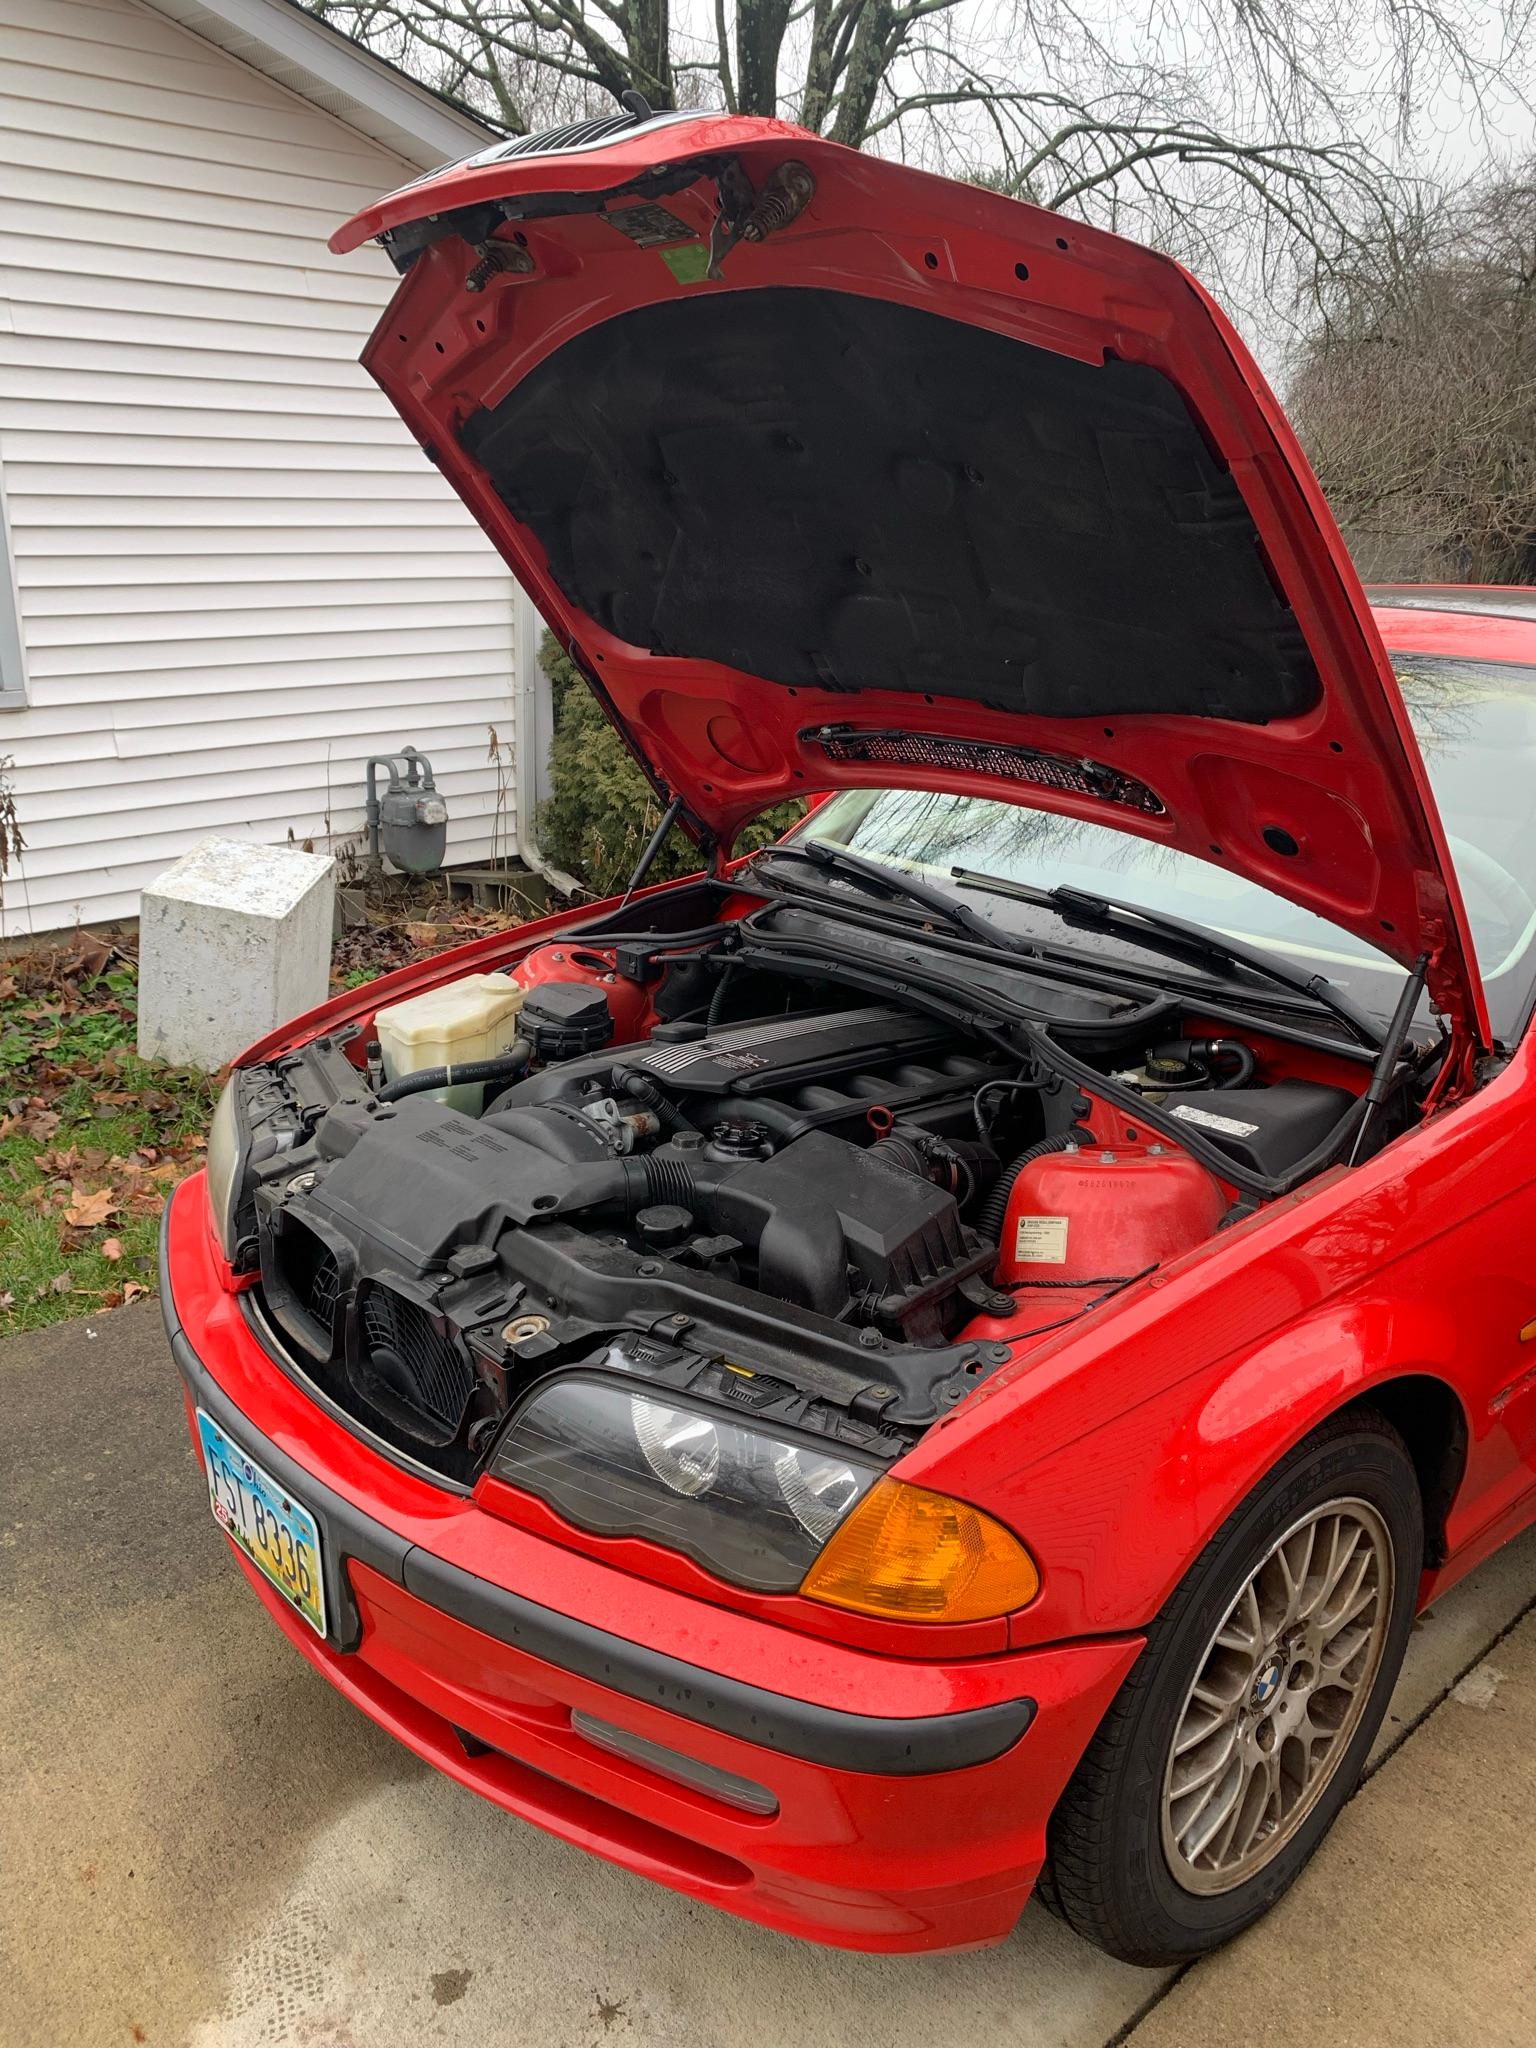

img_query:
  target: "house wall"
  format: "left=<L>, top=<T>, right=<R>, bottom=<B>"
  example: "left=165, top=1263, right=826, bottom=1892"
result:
left=0, top=0, right=520, bottom=937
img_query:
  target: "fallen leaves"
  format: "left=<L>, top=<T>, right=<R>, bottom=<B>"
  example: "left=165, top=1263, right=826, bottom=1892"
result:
left=328, top=874, right=530, bottom=994
left=90, top=1278, right=151, bottom=1311
left=7, top=1106, right=60, bottom=1145
left=1, top=934, right=215, bottom=1328
left=68, top=936, right=112, bottom=980
left=40, top=1153, right=185, bottom=1239
left=64, top=1186, right=118, bottom=1229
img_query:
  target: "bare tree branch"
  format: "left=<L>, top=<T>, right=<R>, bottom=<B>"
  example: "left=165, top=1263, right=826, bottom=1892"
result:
left=305, top=0, right=1532, bottom=313
left=1289, top=161, right=1536, bottom=581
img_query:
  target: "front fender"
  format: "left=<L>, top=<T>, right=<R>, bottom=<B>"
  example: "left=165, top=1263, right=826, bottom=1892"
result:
left=900, top=1045, right=1536, bottom=1646
left=894, top=1083, right=1520, bottom=1649
left=931, top=1294, right=1461, bottom=1648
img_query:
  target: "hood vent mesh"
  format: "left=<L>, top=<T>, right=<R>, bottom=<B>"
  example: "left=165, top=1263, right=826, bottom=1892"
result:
left=803, top=728, right=1165, bottom=815
left=480, top=107, right=700, bottom=163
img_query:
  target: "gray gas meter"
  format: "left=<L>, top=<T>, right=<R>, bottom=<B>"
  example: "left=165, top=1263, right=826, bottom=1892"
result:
left=364, top=748, right=449, bottom=876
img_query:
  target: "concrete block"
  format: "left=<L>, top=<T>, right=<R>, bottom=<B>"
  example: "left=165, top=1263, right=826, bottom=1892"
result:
left=138, top=836, right=335, bottom=1069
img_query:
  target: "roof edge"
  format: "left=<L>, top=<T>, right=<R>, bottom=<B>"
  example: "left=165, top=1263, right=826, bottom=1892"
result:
left=141, top=0, right=501, bottom=169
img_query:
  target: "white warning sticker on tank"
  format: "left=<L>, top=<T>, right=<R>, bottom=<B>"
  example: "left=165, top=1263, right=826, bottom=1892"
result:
left=1169, top=1103, right=1260, bottom=1138
left=1014, top=1215, right=1070, bottom=1265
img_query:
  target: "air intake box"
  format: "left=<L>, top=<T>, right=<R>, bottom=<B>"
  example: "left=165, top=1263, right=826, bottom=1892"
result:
left=1165, top=1080, right=1353, bottom=1177
left=646, top=1129, right=993, bottom=1343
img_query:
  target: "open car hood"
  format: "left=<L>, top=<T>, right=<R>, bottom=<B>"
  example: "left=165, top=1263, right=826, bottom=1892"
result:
left=334, top=110, right=1487, bottom=1043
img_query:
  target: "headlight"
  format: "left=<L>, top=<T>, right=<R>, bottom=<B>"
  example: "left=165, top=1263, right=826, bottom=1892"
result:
left=204, top=1078, right=247, bottom=1260
left=490, top=1375, right=881, bottom=1592
left=490, top=1374, right=1040, bottom=1620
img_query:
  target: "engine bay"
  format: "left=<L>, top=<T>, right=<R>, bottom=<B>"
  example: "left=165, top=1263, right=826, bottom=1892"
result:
left=226, top=880, right=1391, bottom=1485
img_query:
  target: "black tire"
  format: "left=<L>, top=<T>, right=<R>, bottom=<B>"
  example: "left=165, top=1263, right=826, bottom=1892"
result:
left=1042, top=1408, right=1422, bottom=1966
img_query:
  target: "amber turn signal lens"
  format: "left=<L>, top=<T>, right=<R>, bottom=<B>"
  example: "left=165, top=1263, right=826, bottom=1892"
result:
left=798, top=1477, right=1039, bottom=1623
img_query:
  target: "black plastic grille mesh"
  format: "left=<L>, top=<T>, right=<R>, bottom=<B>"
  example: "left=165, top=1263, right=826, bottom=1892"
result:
left=308, top=1251, right=342, bottom=1336
left=269, top=1220, right=344, bottom=1361
left=497, top=111, right=641, bottom=157
left=804, top=728, right=1164, bottom=814
left=358, top=1286, right=474, bottom=1439
left=489, top=107, right=697, bottom=160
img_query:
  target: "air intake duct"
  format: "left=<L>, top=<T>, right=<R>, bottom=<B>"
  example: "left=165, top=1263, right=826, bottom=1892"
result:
left=622, top=1128, right=994, bottom=1342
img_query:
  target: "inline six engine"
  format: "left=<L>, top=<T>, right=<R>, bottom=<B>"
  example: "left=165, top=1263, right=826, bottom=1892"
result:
left=232, top=947, right=1359, bottom=1482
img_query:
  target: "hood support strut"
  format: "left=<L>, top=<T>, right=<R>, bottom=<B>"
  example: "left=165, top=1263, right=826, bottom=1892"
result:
left=618, top=793, right=686, bottom=909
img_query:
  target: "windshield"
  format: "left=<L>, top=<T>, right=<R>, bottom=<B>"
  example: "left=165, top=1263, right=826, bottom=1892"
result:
left=795, top=655, right=1536, bottom=1041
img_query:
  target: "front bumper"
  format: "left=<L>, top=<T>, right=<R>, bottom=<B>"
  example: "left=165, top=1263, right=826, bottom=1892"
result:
left=163, top=1175, right=1142, bottom=1953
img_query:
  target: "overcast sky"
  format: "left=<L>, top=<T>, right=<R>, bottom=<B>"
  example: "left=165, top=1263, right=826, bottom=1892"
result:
left=658, top=0, right=1534, bottom=369
left=334, top=0, right=1534, bottom=375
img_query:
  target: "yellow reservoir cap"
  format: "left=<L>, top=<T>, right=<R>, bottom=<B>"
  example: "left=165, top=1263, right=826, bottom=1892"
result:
left=798, top=1477, right=1039, bottom=1623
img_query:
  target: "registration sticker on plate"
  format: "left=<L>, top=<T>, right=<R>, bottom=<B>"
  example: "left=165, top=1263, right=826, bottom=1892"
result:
left=197, top=1409, right=327, bottom=1637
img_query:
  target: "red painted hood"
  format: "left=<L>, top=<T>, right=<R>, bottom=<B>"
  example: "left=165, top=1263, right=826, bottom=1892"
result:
left=333, top=111, right=1486, bottom=1042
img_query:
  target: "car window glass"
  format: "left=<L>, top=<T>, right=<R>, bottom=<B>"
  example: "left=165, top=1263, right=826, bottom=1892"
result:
left=797, top=655, right=1536, bottom=1040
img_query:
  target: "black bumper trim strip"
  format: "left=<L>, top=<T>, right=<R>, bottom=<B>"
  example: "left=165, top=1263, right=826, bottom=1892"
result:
left=162, top=1208, right=1035, bottom=1774
left=401, top=1546, right=1035, bottom=1775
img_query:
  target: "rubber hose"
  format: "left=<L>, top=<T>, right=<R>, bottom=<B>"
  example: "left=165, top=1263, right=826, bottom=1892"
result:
left=617, top=1067, right=696, bottom=1134
left=706, top=962, right=735, bottom=1030
left=375, top=1041, right=532, bottom=1104
left=971, top=1075, right=1047, bottom=1139
left=1150, top=1038, right=1257, bottom=1092
left=979, top=1129, right=1086, bottom=1242
left=1208, top=1038, right=1257, bottom=1089
left=642, top=1152, right=697, bottom=1208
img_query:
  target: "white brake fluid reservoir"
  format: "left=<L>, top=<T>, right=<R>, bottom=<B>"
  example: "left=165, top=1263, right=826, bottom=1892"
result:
left=373, top=974, right=526, bottom=1114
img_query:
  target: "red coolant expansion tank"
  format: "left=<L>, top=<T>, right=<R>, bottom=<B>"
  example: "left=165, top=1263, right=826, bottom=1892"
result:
left=998, top=1141, right=1227, bottom=1285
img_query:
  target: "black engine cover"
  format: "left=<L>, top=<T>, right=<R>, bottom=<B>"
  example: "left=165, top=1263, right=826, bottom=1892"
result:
left=630, top=1005, right=952, bottom=1093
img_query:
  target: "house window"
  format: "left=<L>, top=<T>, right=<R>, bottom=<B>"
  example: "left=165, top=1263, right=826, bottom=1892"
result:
left=0, top=459, right=26, bottom=708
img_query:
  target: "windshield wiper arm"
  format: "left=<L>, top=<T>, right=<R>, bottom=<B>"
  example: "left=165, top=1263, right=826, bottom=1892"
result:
left=949, top=867, right=1382, bottom=1048
left=754, top=842, right=1034, bottom=957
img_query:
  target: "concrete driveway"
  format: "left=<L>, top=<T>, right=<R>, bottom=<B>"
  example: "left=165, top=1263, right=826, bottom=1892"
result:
left=3, top=1303, right=1533, bottom=2048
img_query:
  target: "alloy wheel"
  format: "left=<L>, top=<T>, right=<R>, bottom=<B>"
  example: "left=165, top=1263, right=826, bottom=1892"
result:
left=1160, top=1499, right=1394, bottom=1895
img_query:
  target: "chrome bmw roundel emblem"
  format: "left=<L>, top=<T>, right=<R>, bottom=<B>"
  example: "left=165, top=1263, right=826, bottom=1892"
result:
left=1251, top=1655, right=1285, bottom=1709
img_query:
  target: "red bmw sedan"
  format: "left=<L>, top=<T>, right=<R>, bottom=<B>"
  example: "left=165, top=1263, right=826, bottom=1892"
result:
left=162, top=108, right=1536, bottom=1966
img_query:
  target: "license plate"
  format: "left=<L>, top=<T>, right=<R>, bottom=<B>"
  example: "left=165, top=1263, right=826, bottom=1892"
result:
left=197, top=1409, right=327, bottom=1637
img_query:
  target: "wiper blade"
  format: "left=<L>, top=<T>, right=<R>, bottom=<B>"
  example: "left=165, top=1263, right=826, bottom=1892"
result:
left=754, top=843, right=1033, bottom=957
left=950, top=867, right=1382, bottom=1048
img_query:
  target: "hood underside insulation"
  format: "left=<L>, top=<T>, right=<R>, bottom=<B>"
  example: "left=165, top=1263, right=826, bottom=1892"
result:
left=460, top=288, right=1321, bottom=723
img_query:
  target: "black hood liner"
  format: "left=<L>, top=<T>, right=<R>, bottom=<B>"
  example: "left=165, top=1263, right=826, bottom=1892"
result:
left=461, top=287, right=1320, bottom=722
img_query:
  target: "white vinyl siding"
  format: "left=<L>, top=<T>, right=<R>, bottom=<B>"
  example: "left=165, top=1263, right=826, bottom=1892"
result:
left=0, top=0, right=518, bottom=936
left=0, top=457, right=23, bottom=706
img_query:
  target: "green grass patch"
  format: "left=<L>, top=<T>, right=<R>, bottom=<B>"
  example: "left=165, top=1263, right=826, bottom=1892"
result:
left=1, top=944, right=219, bottom=1332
